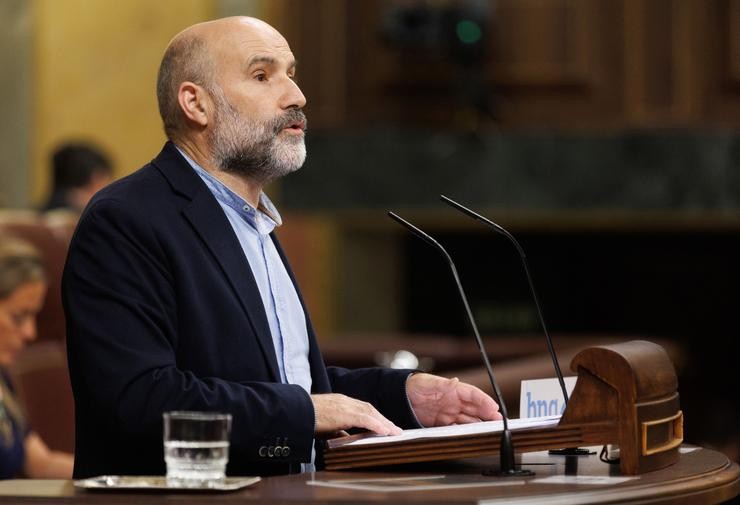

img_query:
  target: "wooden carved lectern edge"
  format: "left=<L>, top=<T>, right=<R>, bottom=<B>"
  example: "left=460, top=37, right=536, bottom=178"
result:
left=324, top=340, right=683, bottom=475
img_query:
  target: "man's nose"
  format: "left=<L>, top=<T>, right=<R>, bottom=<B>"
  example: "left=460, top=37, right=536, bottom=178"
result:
left=280, top=77, right=306, bottom=110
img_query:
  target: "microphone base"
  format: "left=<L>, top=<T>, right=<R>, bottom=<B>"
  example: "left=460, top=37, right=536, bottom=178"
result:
left=492, top=429, right=536, bottom=477
left=482, top=467, right=535, bottom=477
left=548, top=447, right=595, bottom=456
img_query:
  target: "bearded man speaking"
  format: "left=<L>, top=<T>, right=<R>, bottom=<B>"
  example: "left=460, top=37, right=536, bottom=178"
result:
left=62, top=16, right=501, bottom=479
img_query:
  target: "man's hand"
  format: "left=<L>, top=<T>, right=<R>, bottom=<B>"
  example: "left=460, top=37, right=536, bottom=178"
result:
left=407, top=373, right=502, bottom=427
left=311, top=393, right=402, bottom=437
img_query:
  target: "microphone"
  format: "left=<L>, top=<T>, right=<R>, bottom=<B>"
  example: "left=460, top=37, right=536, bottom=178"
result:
left=440, top=195, right=592, bottom=456
left=440, top=195, right=568, bottom=405
left=388, top=211, right=534, bottom=477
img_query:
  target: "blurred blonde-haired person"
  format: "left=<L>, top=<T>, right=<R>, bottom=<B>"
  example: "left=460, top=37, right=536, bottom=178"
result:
left=0, top=236, right=73, bottom=478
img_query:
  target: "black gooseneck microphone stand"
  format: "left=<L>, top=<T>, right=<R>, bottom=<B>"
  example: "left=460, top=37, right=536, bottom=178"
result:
left=388, top=211, right=534, bottom=477
left=440, top=195, right=592, bottom=456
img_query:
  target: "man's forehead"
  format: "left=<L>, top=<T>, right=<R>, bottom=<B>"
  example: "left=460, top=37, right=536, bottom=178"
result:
left=215, top=23, right=295, bottom=67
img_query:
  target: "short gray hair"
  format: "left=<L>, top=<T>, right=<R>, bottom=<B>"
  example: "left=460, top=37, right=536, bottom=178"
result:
left=156, top=35, right=213, bottom=140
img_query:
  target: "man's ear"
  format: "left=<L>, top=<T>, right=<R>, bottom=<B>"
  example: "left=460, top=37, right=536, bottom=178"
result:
left=177, top=81, right=210, bottom=127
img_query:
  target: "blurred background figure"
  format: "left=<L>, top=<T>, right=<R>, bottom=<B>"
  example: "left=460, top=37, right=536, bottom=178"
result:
left=41, top=143, right=113, bottom=213
left=0, top=235, right=73, bottom=479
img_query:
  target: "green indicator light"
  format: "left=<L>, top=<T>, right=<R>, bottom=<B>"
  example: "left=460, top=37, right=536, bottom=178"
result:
left=456, top=20, right=482, bottom=44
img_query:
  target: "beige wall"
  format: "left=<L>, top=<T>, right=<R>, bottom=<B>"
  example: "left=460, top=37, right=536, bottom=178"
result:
left=0, top=0, right=31, bottom=208
left=0, top=0, right=278, bottom=208
left=30, top=0, right=219, bottom=205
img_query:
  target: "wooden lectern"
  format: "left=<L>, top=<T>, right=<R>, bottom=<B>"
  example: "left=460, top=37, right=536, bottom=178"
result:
left=324, top=340, right=683, bottom=475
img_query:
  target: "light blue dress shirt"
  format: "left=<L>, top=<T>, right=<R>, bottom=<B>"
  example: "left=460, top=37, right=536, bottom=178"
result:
left=177, top=149, right=313, bottom=396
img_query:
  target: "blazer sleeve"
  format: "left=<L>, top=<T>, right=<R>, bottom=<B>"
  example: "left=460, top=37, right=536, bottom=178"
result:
left=63, top=198, right=316, bottom=463
left=326, top=366, right=422, bottom=429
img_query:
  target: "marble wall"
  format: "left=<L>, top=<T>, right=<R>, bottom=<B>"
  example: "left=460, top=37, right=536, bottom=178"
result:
left=281, top=129, right=740, bottom=211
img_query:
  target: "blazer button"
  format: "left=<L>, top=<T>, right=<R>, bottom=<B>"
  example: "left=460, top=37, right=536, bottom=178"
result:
left=267, top=446, right=275, bottom=457
left=259, top=446, right=267, bottom=457
left=274, top=446, right=283, bottom=457
left=283, top=447, right=290, bottom=457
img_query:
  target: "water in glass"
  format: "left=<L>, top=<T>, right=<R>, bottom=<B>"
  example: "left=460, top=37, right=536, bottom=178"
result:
left=163, top=411, right=231, bottom=486
left=165, top=440, right=229, bottom=481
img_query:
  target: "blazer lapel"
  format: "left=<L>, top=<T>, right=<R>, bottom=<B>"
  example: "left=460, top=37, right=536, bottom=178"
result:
left=153, top=143, right=281, bottom=382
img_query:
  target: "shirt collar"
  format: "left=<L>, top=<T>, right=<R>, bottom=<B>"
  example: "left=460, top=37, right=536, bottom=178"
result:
left=175, top=146, right=283, bottom=229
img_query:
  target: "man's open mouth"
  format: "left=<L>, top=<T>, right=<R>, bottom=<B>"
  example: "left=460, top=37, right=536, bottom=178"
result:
left=285, top=120, right=305, bottom=131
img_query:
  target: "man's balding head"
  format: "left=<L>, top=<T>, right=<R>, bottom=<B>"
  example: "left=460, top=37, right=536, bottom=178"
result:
left=156, top=17, right=284, bottom=140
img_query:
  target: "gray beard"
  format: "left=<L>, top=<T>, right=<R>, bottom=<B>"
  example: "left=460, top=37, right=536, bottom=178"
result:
left=208, top=87, right=307, bottom=184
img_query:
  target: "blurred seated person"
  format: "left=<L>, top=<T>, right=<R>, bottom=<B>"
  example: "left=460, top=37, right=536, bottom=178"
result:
left=41, top=142, right=113, bottom=213
left=0, top=236, right=73, bottom=478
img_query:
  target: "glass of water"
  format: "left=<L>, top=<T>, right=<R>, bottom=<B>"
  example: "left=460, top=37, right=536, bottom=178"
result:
left=163, top=411, right=232, bottom=487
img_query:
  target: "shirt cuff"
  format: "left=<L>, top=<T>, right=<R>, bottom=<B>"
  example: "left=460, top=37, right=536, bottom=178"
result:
left=404, top=372, right=424, bottom=428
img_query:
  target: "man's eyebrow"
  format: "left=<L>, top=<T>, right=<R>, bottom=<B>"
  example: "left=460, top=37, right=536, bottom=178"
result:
left=247, top=56, right=298, bottom=70
left=248, top=56, right=276, bottom=67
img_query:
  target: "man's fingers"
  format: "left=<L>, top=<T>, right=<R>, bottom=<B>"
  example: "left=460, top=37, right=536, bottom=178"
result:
left=315, top=429, right=351, bottom=440
left=456, top=381, right=493, bottom=404
left=312, top=394, right=402, bottom=436
left=455, top=383, right=501, bottom=420
left=454, top=413, right=482, bottom=424
left=353, top=401, right=401, bottom=435
left=356, top=412, right=401, bottom=436
left=462, top=397, right=501, bottom=420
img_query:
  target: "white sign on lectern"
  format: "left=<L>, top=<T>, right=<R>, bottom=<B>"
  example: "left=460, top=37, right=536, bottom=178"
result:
left=519, top=376, right=577, bottom=418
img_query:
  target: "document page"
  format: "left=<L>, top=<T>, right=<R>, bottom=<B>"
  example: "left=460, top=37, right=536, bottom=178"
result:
left=342, top=415, right=561, bottom=447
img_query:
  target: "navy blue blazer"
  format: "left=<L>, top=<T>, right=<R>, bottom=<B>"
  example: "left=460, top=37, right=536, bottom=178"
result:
left=63, top=142, right=418, bottom=478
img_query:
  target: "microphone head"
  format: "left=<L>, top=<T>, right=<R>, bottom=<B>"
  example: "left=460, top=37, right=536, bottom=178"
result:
left=440, top=196, right=510, bottom=237
left=388, top=211, right=439, bottom=249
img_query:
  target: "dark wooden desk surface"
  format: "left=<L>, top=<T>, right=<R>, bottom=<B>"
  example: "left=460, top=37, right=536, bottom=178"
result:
left=0, top=446, right=737, bottom=504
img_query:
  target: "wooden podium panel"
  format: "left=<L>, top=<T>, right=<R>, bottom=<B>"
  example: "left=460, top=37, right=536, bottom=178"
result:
left=325, top=341, right=683, bottom=476
left=0, top=446, right=737, bottom=504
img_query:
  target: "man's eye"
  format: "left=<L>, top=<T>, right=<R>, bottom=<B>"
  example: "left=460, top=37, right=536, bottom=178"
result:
left=254, top=73, right=267, bottom=82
